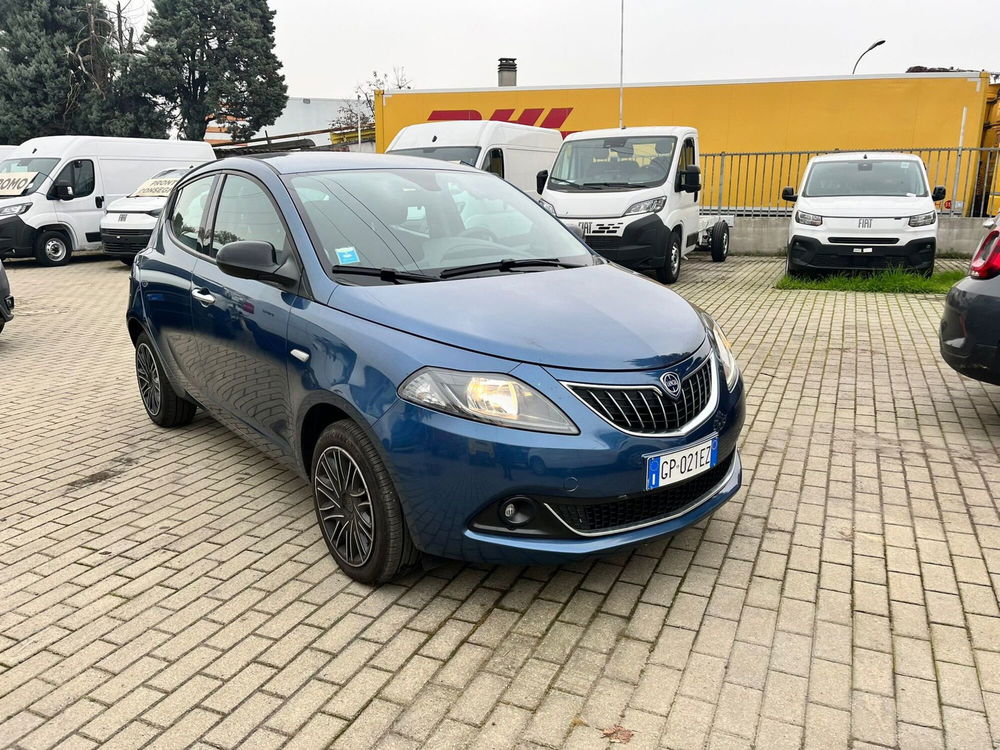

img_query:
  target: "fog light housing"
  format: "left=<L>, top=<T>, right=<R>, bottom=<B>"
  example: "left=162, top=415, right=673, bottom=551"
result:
left=499, top=496, right=536, bottom=527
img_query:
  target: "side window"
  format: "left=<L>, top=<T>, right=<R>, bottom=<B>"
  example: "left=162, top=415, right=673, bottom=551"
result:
left=168, top=177, right=214, bottom=252
left=482, top=148, right=504, bottom=179
left=676, top=139, right=696, bottom=188
left=211, top=175, right=290, bottom=259
left=54, top=159, right=95, bottom=199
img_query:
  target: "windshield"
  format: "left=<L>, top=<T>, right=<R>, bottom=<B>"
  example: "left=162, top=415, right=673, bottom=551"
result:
left=549, top=136, right=677, bottom=191
left=388, top=146, right=482, bottom=168
left=288, top=168, right=595, bottom=282
left=0, top=157, right=59, bottom=197
left=128, top=168, right=190, bottom=198
left=804, top=159, right=928, bottom=198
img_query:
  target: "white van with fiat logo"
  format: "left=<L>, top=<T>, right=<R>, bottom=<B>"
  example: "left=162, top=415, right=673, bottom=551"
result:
left=782, top=152, right=945, bottom=277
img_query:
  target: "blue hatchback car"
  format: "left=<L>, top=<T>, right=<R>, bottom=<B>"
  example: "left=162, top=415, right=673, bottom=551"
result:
left=127, top=153, right=745, bottom=583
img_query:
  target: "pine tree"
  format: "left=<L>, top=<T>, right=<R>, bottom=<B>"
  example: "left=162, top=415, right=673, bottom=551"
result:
left=138, top=0, right=288, bottom=141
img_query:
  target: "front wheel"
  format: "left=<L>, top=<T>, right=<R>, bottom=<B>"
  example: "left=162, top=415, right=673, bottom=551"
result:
left=35, top=230, right=72, bottom=267
left=655, top=231, right=682, bottom=284
left=135, top=333, right=196, bottom=427
left=312, top=420, right=419, bottom=584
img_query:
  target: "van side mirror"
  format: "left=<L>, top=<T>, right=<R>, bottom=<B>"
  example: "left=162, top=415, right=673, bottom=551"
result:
left=781, top=186, right=798, bottom=202
left=536, top=169, right=548, bottom=195
left=217, top=241, right=297, bottom=287
left=54, top=180, right=74, bottom=200
left=932, top=186, right=946, bottom=202
left=678, top=165, right=701, bottom=193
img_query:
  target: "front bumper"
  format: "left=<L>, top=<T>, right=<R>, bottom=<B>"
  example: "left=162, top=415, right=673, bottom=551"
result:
left=0, top=216, right=38, bottom=259
left=788, top=234, right=936, bottom=273
left=940, top=278, right=1000, bottom=385
left=101, top=228, right=153, bottom=258
left=373, top=358, right=745, bottom=564
left=565, top=214, right=668, bottom=272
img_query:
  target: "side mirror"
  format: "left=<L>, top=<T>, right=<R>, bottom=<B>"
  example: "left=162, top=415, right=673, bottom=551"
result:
left=536, top=169, right=548, bottom=195
left=781, top=186, right=798, bottom=202
left=54, top=180, right=74, bottom=200
left=217, top=241, right=297, bottom=286
left=679, top=165, right=701, bottom=193
left=932, top=186, right=946, bottom=202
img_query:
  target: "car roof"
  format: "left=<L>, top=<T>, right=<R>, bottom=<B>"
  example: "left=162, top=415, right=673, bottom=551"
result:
left=564, top=126, right=695, bottom=141
left=210, top=150, right=484, bottom=176
left=810, top=151, right=923, bottom=163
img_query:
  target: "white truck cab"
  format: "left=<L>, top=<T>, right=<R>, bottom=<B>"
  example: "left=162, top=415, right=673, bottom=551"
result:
left=782, top=152, right=945, bottom=276
left=0, top=136, right=215, bottom=266
left=386, top=121, right=562, bottom=195
left=537, top=126, right=731, bottom=284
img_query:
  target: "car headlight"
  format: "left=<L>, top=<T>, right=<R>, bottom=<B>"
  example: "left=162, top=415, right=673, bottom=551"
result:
left=538, top=198, right=555, bottom=215
left=908, top=210, right=936, bottom=227
left=399, top=367, right=578, bottom=434
left=702, top=315, right=740, bottom=391
left=623, top=196, right=667, bottom=216
left=0, top=203, right=32, bottom=218
left=794, top=210, right=823, bottom=227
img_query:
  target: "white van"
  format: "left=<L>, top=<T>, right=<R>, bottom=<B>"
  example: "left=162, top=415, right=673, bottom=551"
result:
left=0, top=147, right=15, bottom=161
left=782, top=152, right=945, bottom=276
left=101, top=167, right=193, bottom=264
left=386, top=121, right=562, bottom=194
left=538, top=126, right=732, bottom=284
left=0, top=136, right=215, bottom=266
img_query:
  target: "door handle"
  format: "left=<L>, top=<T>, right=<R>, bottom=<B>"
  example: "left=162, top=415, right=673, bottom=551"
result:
left=290, top=348, right=310, bottom=363
left=191, top=288, right=215, bottom=305
left=96, top=196, right=104, bottom=209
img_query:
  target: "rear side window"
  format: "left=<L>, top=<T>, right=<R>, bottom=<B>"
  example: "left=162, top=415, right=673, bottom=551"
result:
left=210, top=175, right=290, bottom=259
left=54, top=159, right=95, bottom=198
left=168, top=177, right=214, bottom=252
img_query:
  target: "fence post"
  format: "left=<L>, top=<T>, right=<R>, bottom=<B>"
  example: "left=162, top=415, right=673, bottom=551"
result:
left=716, top=153, right=727, bottom=217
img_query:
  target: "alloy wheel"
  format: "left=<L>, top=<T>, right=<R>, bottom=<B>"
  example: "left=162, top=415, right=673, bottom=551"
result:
left=135, top=343, right=161, bottom=416
left=315, top=446, right=376, bottom=567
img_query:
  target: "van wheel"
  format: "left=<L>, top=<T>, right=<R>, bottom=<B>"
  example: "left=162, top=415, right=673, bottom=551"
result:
left=656, top=231, right=682, bottom=284
left=34, top=231, right=72, bottom=267
left=312, top=420, right=419, bottom=584
left=135, top=333, right=196, bottom=427
left=710, top=223, right=730, bottom=262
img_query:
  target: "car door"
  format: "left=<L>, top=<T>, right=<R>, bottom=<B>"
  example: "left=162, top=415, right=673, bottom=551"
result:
left=675, top=137, right=700, bottom=251
left=190, top=172, right=297, bottom=459
left=140, top=174, right=218, bottom=400
left=51, top=158, right=104, bottom=249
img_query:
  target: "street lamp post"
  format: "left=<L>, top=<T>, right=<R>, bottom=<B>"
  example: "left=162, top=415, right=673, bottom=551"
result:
left=852, top=39, right=886, bottom=75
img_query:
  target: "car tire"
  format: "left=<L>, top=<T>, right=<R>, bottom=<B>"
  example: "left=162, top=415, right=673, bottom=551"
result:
left=134, top=332, right=197, bottom=427
left=312, top=419, right=419, bottom=584
left=34, top=230, right=72, bottom=267
left=920, top=264, right=935, bottom=279
left=785, top=253, right=802, bottom=278
left=710, top=222, right=730, bottom=262
left=656, top=231, right=682, bottom=284
left=119, top=257, right=134, bottom=266
left=0, top=322, right=4, bottom=335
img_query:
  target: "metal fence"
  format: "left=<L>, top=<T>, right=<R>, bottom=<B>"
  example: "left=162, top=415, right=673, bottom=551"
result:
left=700, top=147, right=1000, bottom=218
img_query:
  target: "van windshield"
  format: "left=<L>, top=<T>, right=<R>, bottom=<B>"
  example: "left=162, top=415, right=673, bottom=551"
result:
left=289, top=167, right=595, bottom=283
left=0, top=157, right=59, bottom=197
left=389, top=146, right=481, bottom=168
left=548, top=136, right=677, bottom=191
left=803, top=160, right=928, bottom=198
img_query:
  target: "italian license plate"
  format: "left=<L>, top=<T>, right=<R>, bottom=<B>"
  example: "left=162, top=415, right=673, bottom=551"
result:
left=645, top=435, right=719, bottom=491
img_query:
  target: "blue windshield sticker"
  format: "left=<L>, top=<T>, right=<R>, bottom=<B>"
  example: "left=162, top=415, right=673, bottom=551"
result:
left=335, top=246, right=359, bottom=265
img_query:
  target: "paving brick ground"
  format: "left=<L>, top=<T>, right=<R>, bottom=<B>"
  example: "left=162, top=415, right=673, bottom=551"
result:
left=0, top=254, right=998, bottom=750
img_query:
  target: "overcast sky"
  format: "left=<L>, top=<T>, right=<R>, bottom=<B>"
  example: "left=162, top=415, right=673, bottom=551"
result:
left=125, top=0, right=997, bottom=98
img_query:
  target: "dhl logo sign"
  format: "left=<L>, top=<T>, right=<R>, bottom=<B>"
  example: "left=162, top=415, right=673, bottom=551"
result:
left=427, top=108, right=575, bottom=136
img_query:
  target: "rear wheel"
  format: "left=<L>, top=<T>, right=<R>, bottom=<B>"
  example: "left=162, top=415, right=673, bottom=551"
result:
left=34, top=230, right=71, bottom=267
left=135, top=333, right=196, bottom=427
left=656, top=231, right=682, bottom=284
left=312, top=420, right=419, bottom=584
left=710, top=222, right=730, bottom=262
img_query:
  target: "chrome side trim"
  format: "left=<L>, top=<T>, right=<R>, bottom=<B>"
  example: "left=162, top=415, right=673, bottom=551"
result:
left=543, top=450, right=739, bottom=538
left=560, top=355, right=719, bottom=438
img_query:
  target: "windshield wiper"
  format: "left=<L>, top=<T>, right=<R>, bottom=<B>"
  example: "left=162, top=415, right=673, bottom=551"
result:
left=548, top=176, right=583, bottom=189
left=330, top=265, right=437, bottom=283
left=439, top=258, right=586, bottom=279
left=580, top=182, right=644, bottom=189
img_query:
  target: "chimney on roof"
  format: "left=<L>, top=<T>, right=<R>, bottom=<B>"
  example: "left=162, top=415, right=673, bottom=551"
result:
left=498, top=58, right=517, bottom=87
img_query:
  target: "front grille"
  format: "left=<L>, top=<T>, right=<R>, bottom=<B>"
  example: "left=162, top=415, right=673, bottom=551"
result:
left=101, top=229, right=151, bottom=253
left=585, top=235, right=622, bottom=250
left=548, top=451, right=734, bottom=534
left=828, top=237, right=899, bottom=245
left=567, top=358, right=713, bottom=435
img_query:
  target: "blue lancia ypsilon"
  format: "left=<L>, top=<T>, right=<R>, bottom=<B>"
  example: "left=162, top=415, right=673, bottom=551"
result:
left=127, top=153, right=745, bottom=583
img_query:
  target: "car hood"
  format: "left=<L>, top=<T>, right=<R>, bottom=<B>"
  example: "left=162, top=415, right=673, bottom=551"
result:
left=106, top=196, right=167, bottom=213
left=542, top=187, right=663, bottom=219
left=327, top=264, right=707, bottom=371
left=798, top=195, right=932, bottom=217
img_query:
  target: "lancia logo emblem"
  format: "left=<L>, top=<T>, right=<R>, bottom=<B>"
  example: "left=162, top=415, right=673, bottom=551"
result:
left=660, top=371, right=682, bottom=399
